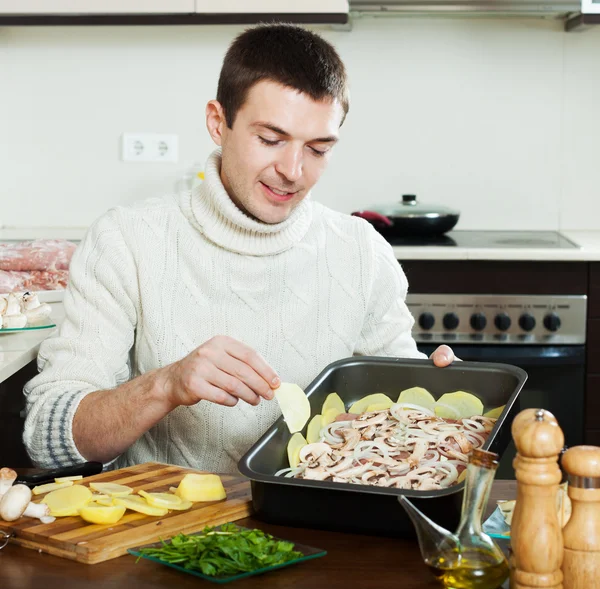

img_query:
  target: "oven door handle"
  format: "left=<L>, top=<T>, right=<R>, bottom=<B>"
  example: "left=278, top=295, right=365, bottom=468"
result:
left=418, top=345, right=585, bottom=366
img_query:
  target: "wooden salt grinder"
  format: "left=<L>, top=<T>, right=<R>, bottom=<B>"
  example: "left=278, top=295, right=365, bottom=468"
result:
left=561, top=446, right=600, bottom=589
left=511, top=408, right=565, bottom=589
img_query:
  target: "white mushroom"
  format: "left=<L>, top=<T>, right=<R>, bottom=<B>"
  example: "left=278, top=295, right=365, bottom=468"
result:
left=0, top=468, right=17, bottom=497
left=0, top=484, right=32, bottom=521
left=24, top=501, right=52, bottom=520
left=5, top=293, right=21, bottom=316
left=21, top=292, right=41, bottom=311
left=25, top=303, right=51, bottom=324
left=2, top=314, right=28, bottom=329
left=0, top=484, right=53, bottom=523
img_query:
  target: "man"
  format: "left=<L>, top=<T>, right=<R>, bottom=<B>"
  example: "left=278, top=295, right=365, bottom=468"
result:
left=24, top=23, right=455, bottom=473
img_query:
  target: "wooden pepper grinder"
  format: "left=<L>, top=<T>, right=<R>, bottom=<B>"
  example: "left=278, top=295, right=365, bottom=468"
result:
left=511, top=408, right=565, bottom=589
left=561, top=445, right=600, bottom=589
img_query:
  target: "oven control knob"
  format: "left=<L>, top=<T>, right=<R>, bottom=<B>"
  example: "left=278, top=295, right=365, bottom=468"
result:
left=519, top=313, right=536, bottom=332
left=494, top=313, right=512, bottom=331
left=419, top=312, right=435, bottom=330
left=544, top=313, right=561, bottom=332
left=470, top=313, right=487, bottom=331
left=443, top=312, right=460, bottom=330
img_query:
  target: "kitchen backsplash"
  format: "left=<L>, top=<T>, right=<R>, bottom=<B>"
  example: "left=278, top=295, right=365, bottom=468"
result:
left=1, top=18, right=599, bottom=230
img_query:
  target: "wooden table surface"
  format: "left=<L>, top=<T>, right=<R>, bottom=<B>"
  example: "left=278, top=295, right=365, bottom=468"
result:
left=0, top=480, right=517, bottom=589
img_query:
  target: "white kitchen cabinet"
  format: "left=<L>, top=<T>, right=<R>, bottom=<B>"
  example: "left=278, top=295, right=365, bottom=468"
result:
left=0, top=1, right=194, bottom=15
left=195, top=0, right=349, bottom=14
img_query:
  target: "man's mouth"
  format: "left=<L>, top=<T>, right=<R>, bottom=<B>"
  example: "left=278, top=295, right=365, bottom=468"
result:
left=260, top=182, right=297, bottom=202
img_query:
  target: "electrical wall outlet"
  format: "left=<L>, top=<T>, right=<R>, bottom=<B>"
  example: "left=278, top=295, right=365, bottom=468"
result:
left=121, top=133, right=179, bottom=163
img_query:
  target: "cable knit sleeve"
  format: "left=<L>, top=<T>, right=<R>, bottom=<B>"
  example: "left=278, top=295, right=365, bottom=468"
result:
left=354, top=227, right=427, bottom=360
left=23, top=209, right=139, bottom=468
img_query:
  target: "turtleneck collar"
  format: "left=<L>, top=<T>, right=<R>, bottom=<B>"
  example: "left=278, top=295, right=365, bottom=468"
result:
left=189, top=149, right=313, bottom=256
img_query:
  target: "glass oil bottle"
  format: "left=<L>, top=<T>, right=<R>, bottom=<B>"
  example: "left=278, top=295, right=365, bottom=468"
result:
left=399, top=448, right=509, bottom=589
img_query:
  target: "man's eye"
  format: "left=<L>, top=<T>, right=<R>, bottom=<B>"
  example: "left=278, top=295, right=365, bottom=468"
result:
left=310, top=147, right=327, bottom=157
left=259, top=136, right=280, bottom=146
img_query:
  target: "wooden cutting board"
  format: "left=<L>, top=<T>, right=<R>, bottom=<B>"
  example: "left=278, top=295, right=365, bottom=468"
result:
left=0, top=462, right=252, bottom=564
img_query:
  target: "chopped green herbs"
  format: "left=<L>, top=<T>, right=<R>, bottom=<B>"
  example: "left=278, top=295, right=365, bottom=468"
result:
left=136, top=523, right=303, bottom=578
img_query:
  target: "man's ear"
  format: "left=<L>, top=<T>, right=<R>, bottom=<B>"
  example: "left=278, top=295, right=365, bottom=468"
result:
left=206, top=100, right=227, bottom=146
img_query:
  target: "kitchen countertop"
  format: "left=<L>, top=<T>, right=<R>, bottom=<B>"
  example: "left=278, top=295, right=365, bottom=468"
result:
left=3, top=226, right=600, bottom=260
left=394, top=230, right=600, bottom=261
left=0, top=479, right=516, bottom=589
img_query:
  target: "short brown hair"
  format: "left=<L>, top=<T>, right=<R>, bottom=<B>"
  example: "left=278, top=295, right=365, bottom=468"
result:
left=217, top=23, right=349, bottom=128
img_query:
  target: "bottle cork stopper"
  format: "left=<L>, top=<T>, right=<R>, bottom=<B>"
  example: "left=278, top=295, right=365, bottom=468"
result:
left=512, top=408, right=564, bottom=458
left=562, top=446, right=600, bottom=479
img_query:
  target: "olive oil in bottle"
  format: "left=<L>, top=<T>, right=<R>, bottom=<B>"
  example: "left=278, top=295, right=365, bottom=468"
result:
left=426, top=549, right=509, bottom=589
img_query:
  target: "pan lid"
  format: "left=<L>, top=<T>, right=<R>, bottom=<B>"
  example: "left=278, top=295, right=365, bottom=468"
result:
left=370, top=194, right=460, bottom=219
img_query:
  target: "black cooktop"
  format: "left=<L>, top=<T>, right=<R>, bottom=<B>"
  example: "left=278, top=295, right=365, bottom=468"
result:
left=386, top=231, right=579, bottom=249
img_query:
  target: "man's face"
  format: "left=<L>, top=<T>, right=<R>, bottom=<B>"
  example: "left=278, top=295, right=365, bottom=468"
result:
left=207, top=80, right=344, bottom=224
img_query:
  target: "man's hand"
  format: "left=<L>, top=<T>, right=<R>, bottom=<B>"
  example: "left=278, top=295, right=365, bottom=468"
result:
left=164, top=336, right=280, bottom=408
left=429, top=344, right=458, bottom=367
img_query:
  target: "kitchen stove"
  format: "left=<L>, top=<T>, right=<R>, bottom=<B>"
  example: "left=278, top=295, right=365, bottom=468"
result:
left=388, top=230, right=579, bottom=249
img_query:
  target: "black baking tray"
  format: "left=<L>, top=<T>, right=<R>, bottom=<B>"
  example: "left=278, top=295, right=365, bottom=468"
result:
left=238, top=356, right=527, bottom=538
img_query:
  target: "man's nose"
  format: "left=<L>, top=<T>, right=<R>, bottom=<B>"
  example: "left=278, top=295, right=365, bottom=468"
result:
left=275, top=145, right=303, bottom=183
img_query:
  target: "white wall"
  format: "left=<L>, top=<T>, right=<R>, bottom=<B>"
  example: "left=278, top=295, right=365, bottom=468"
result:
left=1, top=17, right=599, bottom=230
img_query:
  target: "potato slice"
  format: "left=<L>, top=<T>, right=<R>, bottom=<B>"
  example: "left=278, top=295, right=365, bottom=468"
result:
left=366, top=402, right=393, bottom=413
left=41, top=485, right=93, bottom=516
left=113, top=495, right=168, bottom=516
left=79, top=504, right=126, bottom=525
left=94, top=497, right=115, bottom=507
left=306, top=414, right=323, bottom=444
left=175, top=474, right=227, bottom=502
left=165, top=498, right=193, bottom=511
left=484, top=405, right=506, bottom=419
left=434, top=391, right=484, bottom=419
left=32, top=480, right=74, bottom=495
left=397, top=387, right=436, bottom=412
left=89, top=482, right=133, bottom=497
left=287, top=432, right=308, bottom=469
left=54, top=475, right=83, bottom=483
left=274, top=382, right=311, bottom=434
left=138, top=490, right=183, bottom=509
left=321, top=393, right=345, bottom=417
left=349, top=394, right=394, bottom=415
left=321, top=407, right=341, bottom=427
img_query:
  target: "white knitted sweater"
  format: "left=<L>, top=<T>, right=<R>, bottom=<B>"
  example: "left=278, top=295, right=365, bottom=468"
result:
left=23, top=150, right=426, bottom=473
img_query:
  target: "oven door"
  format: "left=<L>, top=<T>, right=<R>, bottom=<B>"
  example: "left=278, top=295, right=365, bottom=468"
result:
left=417, top=344, right=585, bottom=479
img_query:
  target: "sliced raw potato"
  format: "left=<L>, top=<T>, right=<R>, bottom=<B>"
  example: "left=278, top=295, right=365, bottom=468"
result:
left=138, top=490, right=183, bottom=509
left=287, top=432, right=308, bottom=469
left=397, top=387, right=436, bottom=412
left=498, top=499, right=516, bottom=526
left=321, top=393, right=345, bottom=417
left=274, top=382, right=311, bottom=433
left=91, top=493, right=109, bottom=501
left=89, top=482, right=133, bottom=497
left=484, top=405, right=506, bottom=419
left=54, top=475, right=83, bottom=483
left=41, top=484, right=93, bottom=516
left=321, top=407, right=341, bottom=427
left=366, top=402, right=393, bottom=413
left=94, top=497, right=115, bottom=507
left=113, top=495, right=168, bottom=516
left=306, top=414, right=323, bottom=444
left=32, top=480, right=74, bottom=495
left=348, top=393, right=394, bottom=415
left=434, top=391, right=484, bottom=420
left=79, top=504, right=126, bottom=525
left=165, top=498, right=193, bottom=511
left=175, top=474, right=227, bottom=502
